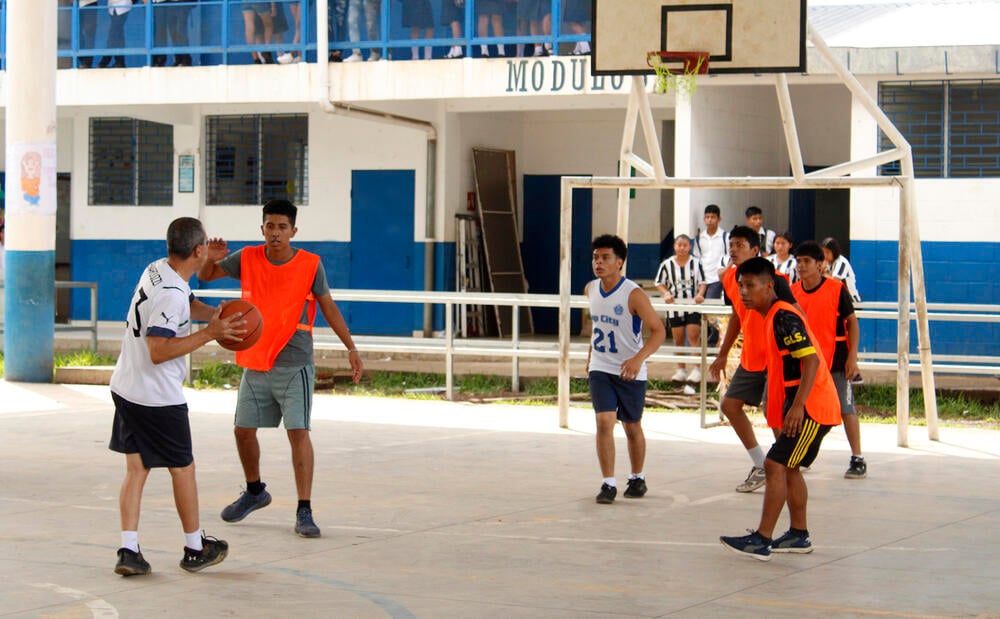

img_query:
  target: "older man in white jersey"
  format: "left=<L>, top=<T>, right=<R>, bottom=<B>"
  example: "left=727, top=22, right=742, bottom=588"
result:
left=585, top=234, right=666, bottom=504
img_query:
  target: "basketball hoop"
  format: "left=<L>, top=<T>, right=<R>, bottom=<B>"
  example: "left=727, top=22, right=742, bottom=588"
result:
left=647, top=51, right=709, bottom=98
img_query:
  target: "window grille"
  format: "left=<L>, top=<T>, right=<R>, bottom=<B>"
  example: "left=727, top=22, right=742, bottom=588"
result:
left=89, top=118, right=173, bottom=206
left=879, top=80, right=1000, bottom=178
left=205, top=114, right=308, bottom=206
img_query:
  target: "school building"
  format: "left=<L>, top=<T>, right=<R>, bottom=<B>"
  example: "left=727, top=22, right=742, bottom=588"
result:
left=0, top=0, right=997, bottom=355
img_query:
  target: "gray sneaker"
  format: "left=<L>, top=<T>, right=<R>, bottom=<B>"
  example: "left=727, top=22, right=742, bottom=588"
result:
left=295, top=507, right=321, bottom=538
left=736, top=466, right=766, bottom=493
left=221, top=488, right=272, bottom=522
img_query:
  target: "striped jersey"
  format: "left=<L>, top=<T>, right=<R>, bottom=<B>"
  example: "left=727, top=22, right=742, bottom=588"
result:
left=654, top=256, right=705, bottom=318
left=768, top=254, right=799, bottom=285
left=587, top=277, right=648, bottom=381
left=828, top=255, right=861, bottom=303
left=110, top=258, right=193, bottom=407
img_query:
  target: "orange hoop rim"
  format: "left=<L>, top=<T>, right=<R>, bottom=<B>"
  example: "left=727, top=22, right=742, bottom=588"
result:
left=646, top=51, right=710, bottom=75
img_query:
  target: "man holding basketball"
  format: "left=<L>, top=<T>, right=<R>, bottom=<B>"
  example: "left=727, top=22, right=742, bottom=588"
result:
left=199, top=199, right=363, bottom=538
left=110, top=217, right=243, bottom=576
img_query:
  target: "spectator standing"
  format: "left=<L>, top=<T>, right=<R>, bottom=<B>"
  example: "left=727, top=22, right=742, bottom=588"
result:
left=441, top=0, right=465, bottom=58
left=241, top=2, right=276, bottom=64
left=277, top=0, right=304, bottom=63
left=153, top=0, right=193, bottom=67
left=517, top=0, right=552, bottom=57
left=744, top=206, right=776, bottom=257
left=563, top=0, right=590, bottom=55
left=692, top=204, right=729, bottom=300
left=821, top=237, right=861, bottom=303
left=343, top=0, right=381, bottom=62
left=477, top=0, right=505, bottom=57
left=78, top=0, right=99, bottom=68
left=400, top=0, right=435, bottom=60
left=768, top=231, right=798, bottom=285
left=655, top=235, right=707, bottom=383
left=100, top=0, right=134, bottom=68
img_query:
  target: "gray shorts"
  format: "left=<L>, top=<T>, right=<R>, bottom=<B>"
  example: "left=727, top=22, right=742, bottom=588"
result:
left=235, top=364, right=315, bottom=430
left=724, top=365, right=766, bottom=407
left=831, top=370, right=857, bottom=415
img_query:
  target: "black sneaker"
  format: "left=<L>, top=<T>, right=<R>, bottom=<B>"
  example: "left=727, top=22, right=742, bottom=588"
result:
left=845, top=456, right=867, bottom=479
left=114, top=547, right=151, bottom=576
left=770, top=529, right=813, bottom=554
left=295, top=507, right=321, bottom=538
left=720, top=530, right=772, bottom=561
left=623, top=477, right=647, bottom=498
left=180, top=535, right=228, bottom=573
left=595, top=483, right=617, bottom=504
left=220, top=488, right=272, bottom=522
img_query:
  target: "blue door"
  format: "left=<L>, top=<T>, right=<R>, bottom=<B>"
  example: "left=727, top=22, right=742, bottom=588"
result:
left=348, top=170, right=417, bottom=335
left=520, top=175, right=593, bottom=334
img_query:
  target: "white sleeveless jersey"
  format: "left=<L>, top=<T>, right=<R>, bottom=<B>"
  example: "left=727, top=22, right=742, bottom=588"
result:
left=110, top=259, right=193, bottom=406
left=587, top=277, right=648, bottom=380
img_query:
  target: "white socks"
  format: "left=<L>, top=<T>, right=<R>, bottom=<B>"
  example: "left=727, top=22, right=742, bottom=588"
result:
left=629, top=472, right=645, bottom=480
left=184, top=530, right=203, bottom=551
left=749, top=445, right=766, bottom=469
left=121, top=531, right=138, bottom=553
left=602, top=477, right=616, bottom=487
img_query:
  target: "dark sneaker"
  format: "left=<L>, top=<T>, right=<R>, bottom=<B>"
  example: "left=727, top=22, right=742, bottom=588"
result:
left=180, top=535, right=228, bottom=573
left=114, top=547, right=151, bottom=576
left=845, top=456, right=867, bottom=479
left=220, top=488, right=272, bottom=522
left=623, top=477, right=647, bottom=498
left=736, top=466, right=767, bottom=493
left=595, top=483, right=617, bottom=504
left=720, top=530, right=772, bottom=561
left=295, top=507, right=321, bottom=538
left=771, top=530, right=813, bottom=553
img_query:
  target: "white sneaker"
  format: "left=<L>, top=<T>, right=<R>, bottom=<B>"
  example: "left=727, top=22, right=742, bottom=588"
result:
left=671, top=368, right=688, bottom=382
left=445, top=46, right=463, bottom=59
left=687, top=368, right=702, bottom=383
left=276, top=52, right=294, bottom=65
left=367, top=50, right=381, bottom=62
left=343, top=53, right=363, bottom=63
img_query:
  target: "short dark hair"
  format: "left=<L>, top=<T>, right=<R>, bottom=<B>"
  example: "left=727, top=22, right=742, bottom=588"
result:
left=730, top=225, right=761, bottom=250
left=166, top=217, right=206, bottom=259
left=263, top=198, right=298, bottom=226
left=820, top=237, right=843, bottom=260
left=592, top=234, right=628, bottom=261
left=737, top=256, right=775, bottom=280
left=745, top=206, right=762, bottom=218
left=794, top=240, right=824, bottom=262
left=704, top=204, right=721, bottom=216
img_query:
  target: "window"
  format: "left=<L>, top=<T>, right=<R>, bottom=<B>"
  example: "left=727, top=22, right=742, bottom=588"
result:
left=89, top=118, right=173, bottom=206
left=879, top=80, right=1000, bottom=178
left=205, top=114, right=308, bottom=206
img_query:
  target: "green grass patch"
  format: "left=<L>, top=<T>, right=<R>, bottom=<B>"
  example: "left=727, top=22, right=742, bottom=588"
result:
left=854, top=383, right=1000, bottom=425
left=0, top=350, right=118, bottom=378
left=191, top=361, right=244, bottom=389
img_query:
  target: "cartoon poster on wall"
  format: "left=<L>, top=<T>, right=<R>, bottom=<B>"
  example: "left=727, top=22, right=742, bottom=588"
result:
left=6, top=142, right=57, bottom=217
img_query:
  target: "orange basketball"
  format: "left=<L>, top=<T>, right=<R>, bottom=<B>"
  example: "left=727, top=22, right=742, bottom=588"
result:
left=217, top=299, right=263, bottom=351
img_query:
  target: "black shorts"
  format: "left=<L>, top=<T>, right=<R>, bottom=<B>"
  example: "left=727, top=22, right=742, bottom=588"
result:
left=668, top=312, right=701, bottom=329
left=589, top=371, right=646, bottom=423
left=723, top=365, right=766, bottom=407
left=109, top=392, right=193, bottom=469
left=767, top=413, right=833, bottom=469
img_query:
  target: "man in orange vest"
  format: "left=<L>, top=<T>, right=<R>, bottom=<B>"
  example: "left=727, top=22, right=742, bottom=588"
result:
left=199, top=199, right=364, bottom=538
left=793, top=241, right=866, bottom=479
left=720, top=258, right=841, bottom=561
left=709, top=226, right=798, bottom=493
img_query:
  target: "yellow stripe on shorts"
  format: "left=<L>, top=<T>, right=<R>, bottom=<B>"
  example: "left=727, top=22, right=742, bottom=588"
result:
left=789, top=418, right=820, bottom=467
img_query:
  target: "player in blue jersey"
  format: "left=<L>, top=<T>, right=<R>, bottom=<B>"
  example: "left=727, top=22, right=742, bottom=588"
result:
left=586, top=234, right=666, bottom=504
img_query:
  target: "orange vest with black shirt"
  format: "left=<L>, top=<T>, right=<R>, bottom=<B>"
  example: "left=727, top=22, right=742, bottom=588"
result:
left=763, top=300, right=841, bottom=429
left=791, top=277, right=847, bottom=371
left=236, top=245, right=320, bottom=372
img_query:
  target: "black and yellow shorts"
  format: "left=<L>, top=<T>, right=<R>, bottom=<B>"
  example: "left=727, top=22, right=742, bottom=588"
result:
left=767, top=411, right=833, bottom=469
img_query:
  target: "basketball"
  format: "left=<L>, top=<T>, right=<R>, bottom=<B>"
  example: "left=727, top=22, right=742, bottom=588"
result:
left=217, top=299, right=263, bottom=351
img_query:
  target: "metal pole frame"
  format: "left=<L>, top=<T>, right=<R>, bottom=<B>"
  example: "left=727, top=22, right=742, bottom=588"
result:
left=558, top=25, right=939, bottom=445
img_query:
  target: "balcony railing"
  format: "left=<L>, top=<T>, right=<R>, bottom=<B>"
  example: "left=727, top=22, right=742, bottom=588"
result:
left=0, top=1, right=592, bottom=70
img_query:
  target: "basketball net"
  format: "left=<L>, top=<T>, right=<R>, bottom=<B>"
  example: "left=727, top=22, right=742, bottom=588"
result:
left=647, top=51, right=708, bottom=99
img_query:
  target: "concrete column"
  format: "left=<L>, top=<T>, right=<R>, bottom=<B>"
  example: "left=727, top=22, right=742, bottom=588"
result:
left=4, top=2, right=58, bottom=381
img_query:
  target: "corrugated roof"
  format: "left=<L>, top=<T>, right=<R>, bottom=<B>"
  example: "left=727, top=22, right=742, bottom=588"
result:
left=809, top=0, right=1000, bottom=47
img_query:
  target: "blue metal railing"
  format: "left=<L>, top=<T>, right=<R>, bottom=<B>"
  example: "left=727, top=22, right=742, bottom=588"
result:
left=0, top=0, right=592, bottom=70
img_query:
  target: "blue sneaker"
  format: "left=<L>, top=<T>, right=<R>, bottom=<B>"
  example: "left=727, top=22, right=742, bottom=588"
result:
left=220, top=488, right=272, bottom=523
left=770, top=529, right=813, bottom=553
left=295, top=507, right=321, bottom=538
left=720, top=530, right=772, bottom=561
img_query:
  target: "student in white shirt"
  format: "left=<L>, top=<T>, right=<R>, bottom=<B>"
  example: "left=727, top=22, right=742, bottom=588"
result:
left=692, top=204, right=729, bottom=300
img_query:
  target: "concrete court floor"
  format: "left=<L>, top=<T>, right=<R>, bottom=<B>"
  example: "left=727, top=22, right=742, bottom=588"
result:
left=1, top=379, right=998, bottom=619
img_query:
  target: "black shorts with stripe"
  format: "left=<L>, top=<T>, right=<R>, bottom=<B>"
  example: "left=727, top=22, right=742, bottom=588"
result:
left=766, top=411, right=833, bottom=469
left=109, top=391, right=193, bottom=468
